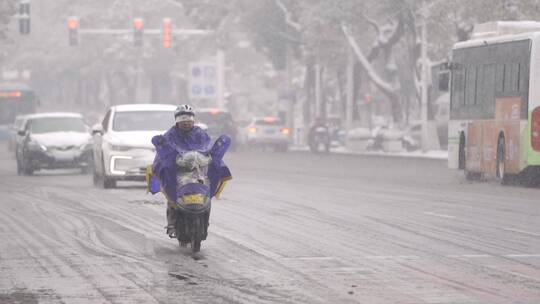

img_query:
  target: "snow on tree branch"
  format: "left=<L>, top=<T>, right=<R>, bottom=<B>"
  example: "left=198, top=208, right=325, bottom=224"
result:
left=161, top=0, right=184, bottom=9
left=341, top=23, right=394, bottom=95
left=367, top=18, right=404, bottom=62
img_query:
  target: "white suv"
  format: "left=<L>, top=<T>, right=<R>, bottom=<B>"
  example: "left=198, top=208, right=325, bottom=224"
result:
left=92, top=104, right=176, bottom=188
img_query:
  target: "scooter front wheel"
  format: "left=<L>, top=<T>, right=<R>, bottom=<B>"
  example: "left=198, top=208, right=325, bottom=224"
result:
left=191, top=239, right=201, bottom=253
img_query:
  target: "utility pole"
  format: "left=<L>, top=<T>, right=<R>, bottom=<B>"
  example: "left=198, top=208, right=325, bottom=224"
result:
left=216, top=49, right=225, bottom=109
left=346, top=46, right=354, bottom=129
left=420, top=1, right=429, bottom=153
left=285, top=45, right=295, bottom=143
left=315, top=61, right=321, bottom=119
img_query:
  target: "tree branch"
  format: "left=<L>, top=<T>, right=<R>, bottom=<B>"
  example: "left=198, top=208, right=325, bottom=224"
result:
left=361, top=13, right=380, bottom=37
left=275, top=0, right=301, bottom=32
left=267, top=24, right=303, bottom=44
left=341, top=24, right=395, bottom=95
left=367, top=18, right=404, bottom=62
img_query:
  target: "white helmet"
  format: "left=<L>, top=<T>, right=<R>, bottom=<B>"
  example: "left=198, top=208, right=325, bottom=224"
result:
left=175, top=104, right=194, bottom=118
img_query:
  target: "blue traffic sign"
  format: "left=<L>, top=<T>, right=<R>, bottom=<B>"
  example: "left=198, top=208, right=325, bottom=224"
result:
left=204, top=85, right=215, bottom=95
left=189, top=62, right=217, bottom=99
left=191, top=85, right=202, bottom=96
left=204, top=66, right=216, bottom=78
left=191, top=67, right=202, bottom=78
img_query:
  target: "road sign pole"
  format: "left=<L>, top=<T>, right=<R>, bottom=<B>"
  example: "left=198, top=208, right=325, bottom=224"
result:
left=217, top=49, right=225, bottom=109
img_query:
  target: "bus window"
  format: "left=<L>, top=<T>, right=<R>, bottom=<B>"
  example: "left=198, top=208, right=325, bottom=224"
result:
left=504, top=63, right=519, bottom=93
left=484, top=64, right=496, bottom=117
left=518, top=62, right=529, bottom=93
left=450, top=68, right=464, bottom=111
left=495, top=64, right=505, bottom=94
left=475, top=66, right=484, bottom=106
left=465, top=67, right=477, bottom=106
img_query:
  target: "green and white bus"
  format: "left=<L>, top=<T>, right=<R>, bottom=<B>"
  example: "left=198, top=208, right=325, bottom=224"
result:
left=447, top=21, right=540, bottom=183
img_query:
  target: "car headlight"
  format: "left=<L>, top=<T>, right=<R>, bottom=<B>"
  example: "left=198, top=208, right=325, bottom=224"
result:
left=79, top=143, right=92, bottom=150
left=28, top=141, right=47, bottom=151
left=108, top=143, right=132, bottom=151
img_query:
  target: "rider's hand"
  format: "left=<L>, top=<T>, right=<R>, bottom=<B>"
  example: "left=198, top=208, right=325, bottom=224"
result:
left=152, top=135, right=166, bottom=147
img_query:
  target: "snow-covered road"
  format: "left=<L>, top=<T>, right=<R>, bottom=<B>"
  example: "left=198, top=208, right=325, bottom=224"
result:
left=1, top=145, right=539, bottom=303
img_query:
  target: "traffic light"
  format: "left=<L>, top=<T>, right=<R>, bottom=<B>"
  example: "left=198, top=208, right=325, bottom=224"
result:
left=18, top=0, right=30, bottom=35
left=133, top=18, right=144, bottom=47
left=67, top=17, right=79, bottom=47
left=162, top=18, right=172, bottom=49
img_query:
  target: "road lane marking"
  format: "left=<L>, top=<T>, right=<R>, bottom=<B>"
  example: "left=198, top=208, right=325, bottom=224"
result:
left=504, top=254, right=540, bottom=258
left=446, top=254, right=492, bottom=258
left=284, top=254, right=540, bottom=262
left=281, top=256, right=336, bottom=261
left=364, top=255, right=420, bottom=260
left=502, top=228, right=540, bottom=237
left=423, top=212, right=455, bottom=219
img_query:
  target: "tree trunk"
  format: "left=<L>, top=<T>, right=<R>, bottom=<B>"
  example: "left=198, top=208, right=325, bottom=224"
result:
left=303, top=62, right=314, bottom=125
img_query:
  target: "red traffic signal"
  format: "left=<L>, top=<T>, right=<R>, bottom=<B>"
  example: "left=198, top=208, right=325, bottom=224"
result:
left=67, top=17, right=79, bottom=46
left=133, top=18, right=144, bottom=30
left=364, top=94, right=373, bottom=104
left=133, top=18, right=144, bottom=47
left=67, top=18, right=78, bottom=29
left=162, top=18, right=172, bottom=49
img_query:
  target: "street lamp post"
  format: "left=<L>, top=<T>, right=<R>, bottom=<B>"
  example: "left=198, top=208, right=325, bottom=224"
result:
left=420, top=1, right=429, bottom=153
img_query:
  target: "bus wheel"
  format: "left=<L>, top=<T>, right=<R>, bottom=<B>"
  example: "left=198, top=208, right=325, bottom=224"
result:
left=460, top=134, right=480, bottom=180
left=496, top=137, right=508, bottom=185
left=458, top=133, right=466, bottom=170
left=465, top=170, right=481, bottom=181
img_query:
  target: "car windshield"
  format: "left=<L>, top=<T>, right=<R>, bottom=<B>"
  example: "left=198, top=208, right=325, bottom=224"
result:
left=196, top=112, right=233, bottom=127
left=112, top=111, right=174, bottom=132
left=29, top=117, right=86, bottom=134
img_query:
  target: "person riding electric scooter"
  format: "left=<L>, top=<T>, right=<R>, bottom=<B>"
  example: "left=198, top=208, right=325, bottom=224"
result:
left=148, top=105, right=232, bottom=241
left=308, top=117, right=331, bottom=153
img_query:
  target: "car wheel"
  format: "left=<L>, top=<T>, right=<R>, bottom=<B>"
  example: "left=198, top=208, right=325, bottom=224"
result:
left=81, top=166, right=91, bottom=175
left=20, top=152, right=34, bottom=175
left=496, top=136, right=509, bottom=185
left=103, top=177, right=117, bottom=189
left=464, top=170, right=481, bottom=181
left=93, top=156, right=103, bottom=186
left=97, top=156, right=116, bottom=189
left=92, top=169, right=100, bottom=186
left=22, top=162, right=34, bottom=175
left=276, top=144, right=288, bottom=153
left=16, top=156, right=22, bottom=175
